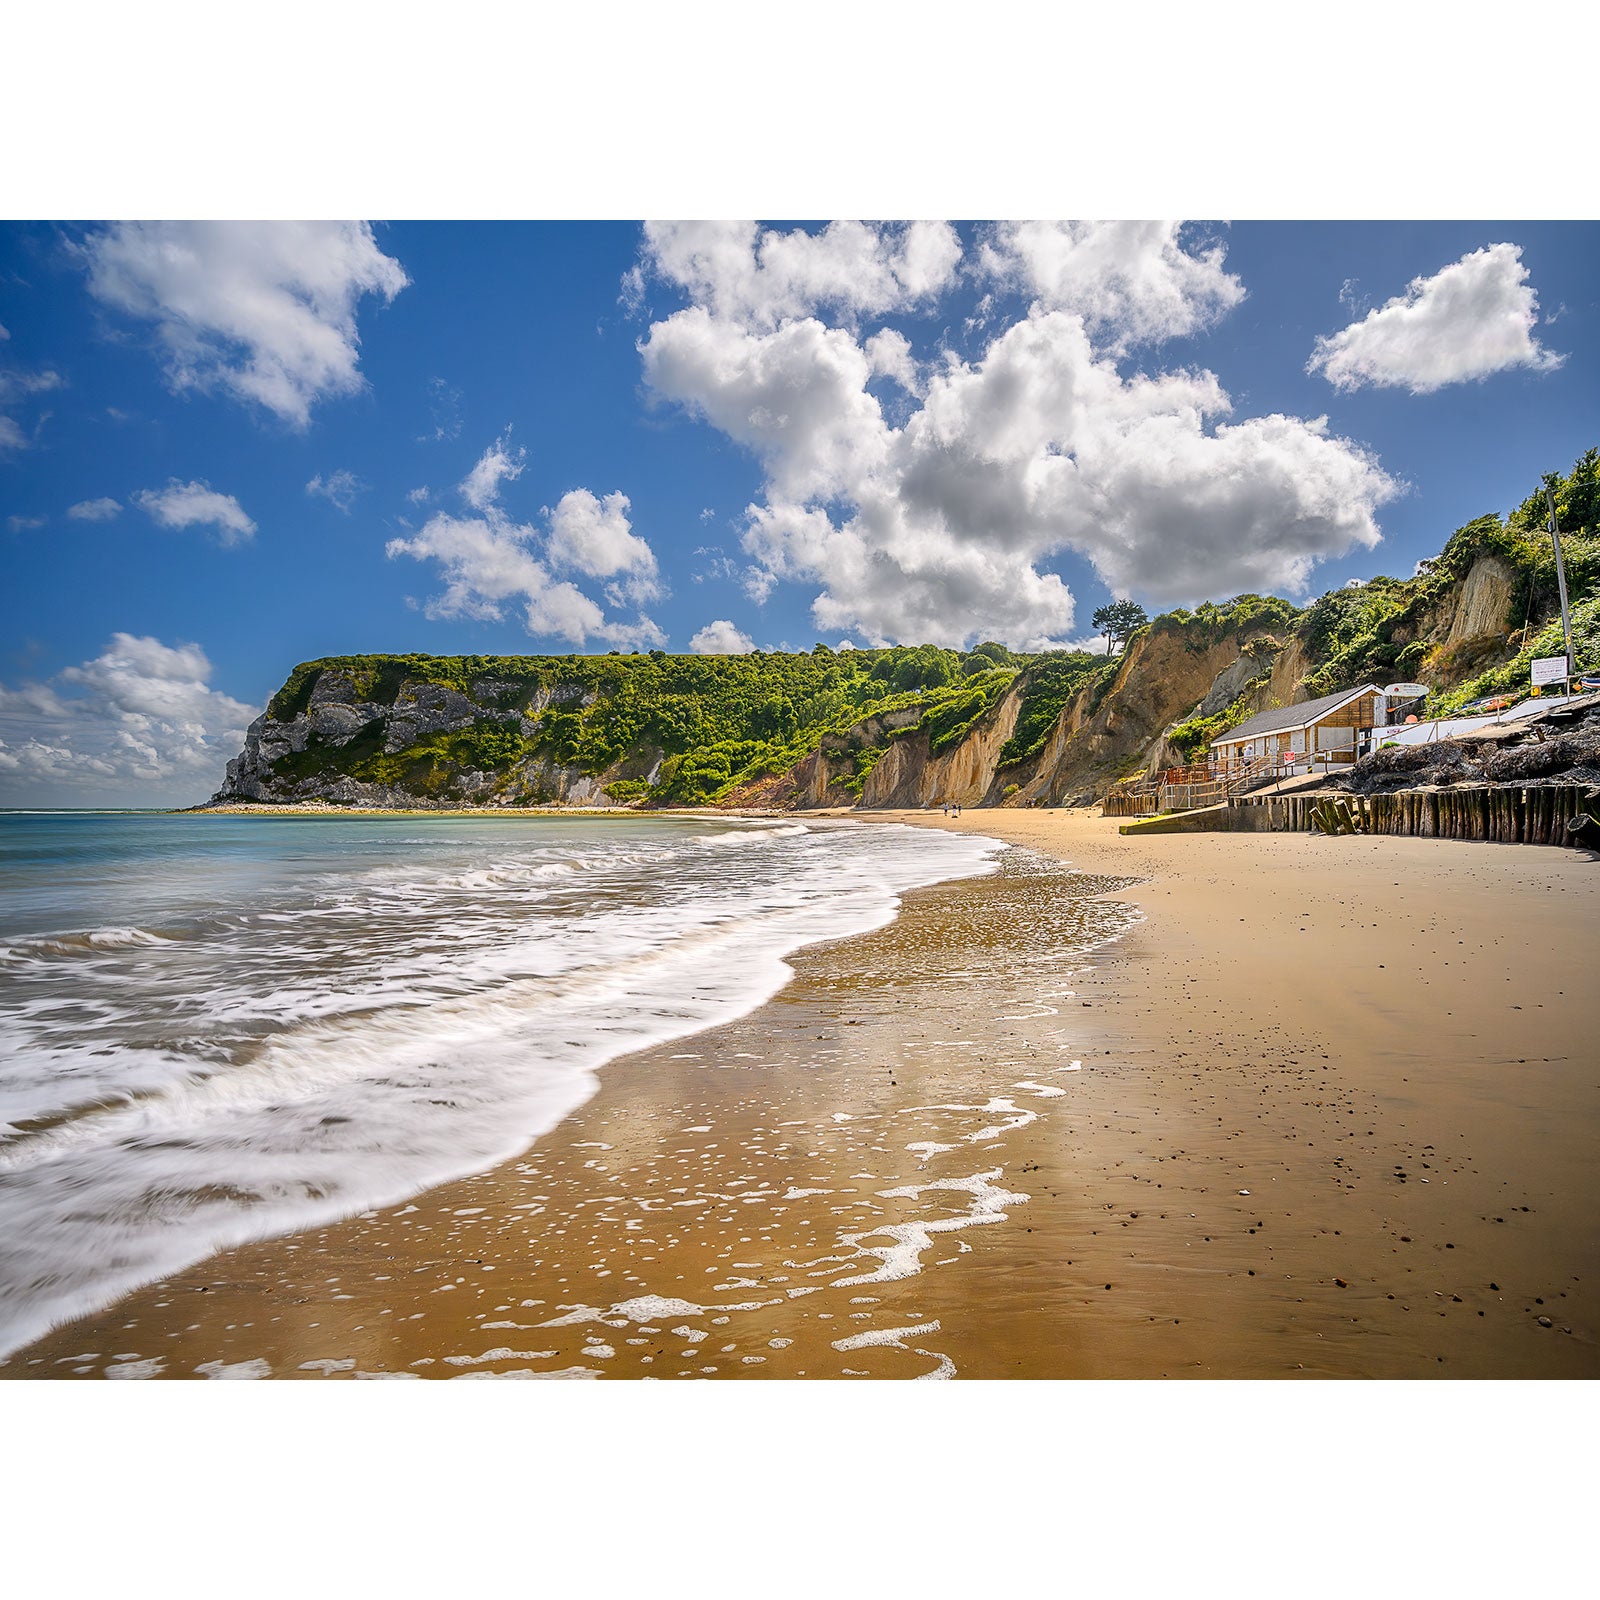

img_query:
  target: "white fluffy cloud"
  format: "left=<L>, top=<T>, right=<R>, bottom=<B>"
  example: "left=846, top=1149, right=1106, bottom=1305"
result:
left=0, top=363, right=64, bottom=450
left=979, top=221, right=1247, bottom=352
left=386, top=436, right=664, bottom=649
left=636, top=222, right=1397, bottom=646
left=643, top=308, right=892, bottom=504
left=1307, top=243, right=1564, bottom=393
left=546, top=488, right=661, bottom=605
left=640, top=220, right=962, bottom=330
left=0, top=634, right=258, bottom=806
left=79, top=221, right=408, bottom=428
left=863, top=328, right=921, bottom=394
left=67, top=496, right=123, bottom=521
left=688, top=619, right=756, bottom=654
left=461, top=431, right=526, bottom=510
left=305, top=470, right=365, bottom=512
left=135, top=480, right=257, bottom=545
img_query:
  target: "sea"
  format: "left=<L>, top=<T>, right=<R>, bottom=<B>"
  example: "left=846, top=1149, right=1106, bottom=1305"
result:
left=0, top=810, right=1002, bottom=1361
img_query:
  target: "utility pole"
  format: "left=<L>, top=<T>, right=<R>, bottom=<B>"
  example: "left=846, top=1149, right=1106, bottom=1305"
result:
left=1545, top=485, right=1576, bottom=694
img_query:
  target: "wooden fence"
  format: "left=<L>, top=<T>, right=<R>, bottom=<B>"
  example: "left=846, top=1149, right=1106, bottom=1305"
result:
left=1102, top=789, right=1160, bottom=817
left=1229, top=784, right=1598, bottom=846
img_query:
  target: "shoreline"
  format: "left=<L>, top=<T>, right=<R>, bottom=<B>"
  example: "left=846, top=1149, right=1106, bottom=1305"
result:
left=6, top=810, right=1596, bottom=1378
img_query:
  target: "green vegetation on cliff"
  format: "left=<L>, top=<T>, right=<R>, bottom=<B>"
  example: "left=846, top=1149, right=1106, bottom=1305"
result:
left=266, top=645, right=1026, bottom=806
left=997, top=652, right=1106, bottom=767
left=1431, top=587, right=1600, bottom=715
left=1295, top=449, right=1600, bottom=700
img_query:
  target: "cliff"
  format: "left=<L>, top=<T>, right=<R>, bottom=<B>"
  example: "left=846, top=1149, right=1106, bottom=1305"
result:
left=212, top=449, right=1598, bottom=813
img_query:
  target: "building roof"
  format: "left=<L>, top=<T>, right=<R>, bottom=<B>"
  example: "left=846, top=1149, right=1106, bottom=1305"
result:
left=1211, top=685, right=1379, bottom=746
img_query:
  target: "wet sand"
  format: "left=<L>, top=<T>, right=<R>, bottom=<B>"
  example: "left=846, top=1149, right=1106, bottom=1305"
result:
left=7, top=810, right=1597, bottom=1379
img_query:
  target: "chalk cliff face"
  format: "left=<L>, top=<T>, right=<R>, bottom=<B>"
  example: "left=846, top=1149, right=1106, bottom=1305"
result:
left=861, top=685, right=1023, bottom=808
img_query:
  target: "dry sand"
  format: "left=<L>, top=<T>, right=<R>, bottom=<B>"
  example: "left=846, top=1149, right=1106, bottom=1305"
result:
left=7, top=810, right=1596, bottom=1380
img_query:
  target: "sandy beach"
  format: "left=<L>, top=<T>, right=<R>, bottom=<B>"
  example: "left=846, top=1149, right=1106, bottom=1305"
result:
left=7, top=809, right=1596, bottom=1380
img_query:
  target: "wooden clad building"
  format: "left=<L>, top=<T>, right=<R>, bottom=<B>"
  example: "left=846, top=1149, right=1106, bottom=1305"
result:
left=1210, top=684, right=1382, bottom=770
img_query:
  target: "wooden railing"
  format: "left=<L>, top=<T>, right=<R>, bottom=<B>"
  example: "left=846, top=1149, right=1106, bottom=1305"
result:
left=1103, top=753, right=1292, bottom=815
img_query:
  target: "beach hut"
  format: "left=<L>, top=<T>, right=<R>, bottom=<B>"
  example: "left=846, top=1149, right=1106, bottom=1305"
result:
left=1211, top=684, right=1383, bottom=772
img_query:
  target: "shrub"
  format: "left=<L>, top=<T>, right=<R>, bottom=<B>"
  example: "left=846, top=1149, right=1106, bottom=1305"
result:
left=998, top=653, right=1104, bottom=766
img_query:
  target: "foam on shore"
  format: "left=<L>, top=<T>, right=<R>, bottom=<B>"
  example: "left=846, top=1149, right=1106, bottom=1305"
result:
left=0, top=812, right=1002, bottom=1360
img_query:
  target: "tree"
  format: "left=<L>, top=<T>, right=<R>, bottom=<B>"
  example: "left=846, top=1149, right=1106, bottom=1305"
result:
left=1091, top=599, right=1149, bottom=654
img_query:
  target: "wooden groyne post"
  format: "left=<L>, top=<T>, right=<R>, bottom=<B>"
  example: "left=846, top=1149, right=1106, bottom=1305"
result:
left=1226, top=785, right=1598, bottom=846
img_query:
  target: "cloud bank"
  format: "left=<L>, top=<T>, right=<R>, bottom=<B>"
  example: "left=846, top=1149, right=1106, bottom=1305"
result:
left=0, top=634, right=258, bottom=806
left=135, top=480, right=257, bottom=545
left=67, top=496, right=123, bottom=521
left=387, top=435, right=664, bottom=649
left=687, top=619, right=756, bottom=655
left=305, top=470, right=366, bottom=512
left=634, top=220, right=1397, bottom=648
left=0, top=363, right=64, bottom=451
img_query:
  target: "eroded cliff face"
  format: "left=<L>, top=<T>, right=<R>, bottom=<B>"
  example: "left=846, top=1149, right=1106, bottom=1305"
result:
left=1006, top=629, right=1261, bottom=804
left=1410, top=555, right=1521, bottom=680
left=861, top=685, right=1024, bottom=807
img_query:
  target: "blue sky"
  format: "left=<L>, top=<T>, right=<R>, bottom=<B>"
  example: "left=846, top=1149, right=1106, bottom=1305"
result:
left=2, top=218, right=1596, bottom=805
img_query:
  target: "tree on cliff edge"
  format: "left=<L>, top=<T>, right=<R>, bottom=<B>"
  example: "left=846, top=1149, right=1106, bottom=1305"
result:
left=1092, top=599, right=1149, bottom=655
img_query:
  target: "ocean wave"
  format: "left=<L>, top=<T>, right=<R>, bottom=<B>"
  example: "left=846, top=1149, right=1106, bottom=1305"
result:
left=0, top=926, right=184, bottom=962
left=692, top=822, right=811, bottom=847
left=0, top=815, right=1003, bottom=1360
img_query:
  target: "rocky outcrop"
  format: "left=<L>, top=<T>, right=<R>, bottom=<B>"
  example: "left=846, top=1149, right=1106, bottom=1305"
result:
left=1439, top=556, right=1517, bottom=650
left=217, top=674, right=624, bottom=809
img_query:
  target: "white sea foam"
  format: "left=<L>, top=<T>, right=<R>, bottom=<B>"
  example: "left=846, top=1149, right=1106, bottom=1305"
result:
left=0, top=813, right=1001, bottom=1361
left=194, top=1357, right=271, bottom=1380
left=832, top=1319, right=941, bottom=1351
left=105, top=1356, right=165, bottom=1379
left=442, top=1348, right=557, bottom=1366
left=832, top=1170, right=1028, bottom=1288
left=451, top=1366, right=600, bottom=1380
left=610, top=1295, right=705, bottom=1323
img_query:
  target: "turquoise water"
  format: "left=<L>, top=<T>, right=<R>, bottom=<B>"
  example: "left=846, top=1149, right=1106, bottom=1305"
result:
left=0, top=810, right=1001, bottom=1358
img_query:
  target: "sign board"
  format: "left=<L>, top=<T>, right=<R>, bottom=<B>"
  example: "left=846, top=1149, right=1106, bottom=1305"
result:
left=1531, top=655, right=1569, bottom=686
